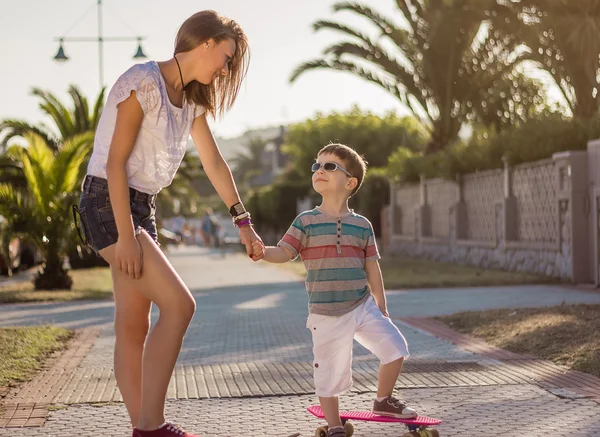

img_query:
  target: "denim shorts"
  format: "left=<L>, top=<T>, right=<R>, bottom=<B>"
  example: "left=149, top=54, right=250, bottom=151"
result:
left=75, top=175, right=159, bottom=253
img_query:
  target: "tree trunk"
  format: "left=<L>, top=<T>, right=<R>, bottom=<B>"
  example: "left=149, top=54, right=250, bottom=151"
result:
left=426, top=117, right=462, bottom=154
left=34, top=238, right=72, bottom=290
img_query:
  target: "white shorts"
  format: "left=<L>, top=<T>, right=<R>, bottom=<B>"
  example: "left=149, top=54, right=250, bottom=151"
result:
left=306, top=296, right=409, bottom=397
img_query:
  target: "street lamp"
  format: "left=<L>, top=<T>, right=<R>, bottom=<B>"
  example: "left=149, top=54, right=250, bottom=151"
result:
left=133, top=38, right=146, bottom=59
left=52, top=0, right=147, bottom=89
left=53, top=39, right=69, bottom=62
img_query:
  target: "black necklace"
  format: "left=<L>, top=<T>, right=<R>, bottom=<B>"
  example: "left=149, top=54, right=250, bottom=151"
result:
left=174, top=54, right=185, bottom=91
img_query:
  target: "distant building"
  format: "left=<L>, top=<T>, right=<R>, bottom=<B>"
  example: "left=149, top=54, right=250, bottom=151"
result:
left=247, top=125, right=287, bottom=188
left=186, top=124, right=288, bottom=194
left=186, top=125, right=285, bottom=161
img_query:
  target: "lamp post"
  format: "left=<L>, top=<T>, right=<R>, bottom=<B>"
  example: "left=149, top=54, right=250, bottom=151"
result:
left=53, top=0, right=147, bottom=89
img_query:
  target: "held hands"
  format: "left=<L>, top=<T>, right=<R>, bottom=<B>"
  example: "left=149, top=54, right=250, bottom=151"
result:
left=251, top=240, right=265, bottom=260
left=115, top=234, right=143, bottom=279
left=239, top=225, right=265, bottom=261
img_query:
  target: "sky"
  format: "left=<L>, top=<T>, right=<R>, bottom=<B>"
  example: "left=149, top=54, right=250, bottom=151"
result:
left=0, top=0, right=562, bottom=140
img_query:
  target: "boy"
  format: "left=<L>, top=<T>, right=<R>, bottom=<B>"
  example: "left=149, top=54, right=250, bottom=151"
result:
left=254, top=144, right=416, bottom=437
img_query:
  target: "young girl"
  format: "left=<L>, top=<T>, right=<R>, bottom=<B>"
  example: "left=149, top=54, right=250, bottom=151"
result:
left=77, top=10, right=264, bottom=437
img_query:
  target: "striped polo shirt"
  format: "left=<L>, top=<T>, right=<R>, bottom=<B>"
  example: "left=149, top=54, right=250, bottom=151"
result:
left=278, top=208, right=381, bottom=316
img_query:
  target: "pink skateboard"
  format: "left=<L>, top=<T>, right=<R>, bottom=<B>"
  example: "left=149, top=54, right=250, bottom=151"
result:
left=307, top=405, right=441, bottom=437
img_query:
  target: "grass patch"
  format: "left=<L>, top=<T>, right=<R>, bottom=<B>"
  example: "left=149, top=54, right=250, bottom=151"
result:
left=0, top=326, right=73, bottom=389
left=436, top=304, right=600, bottom=378
left=278, top=257, right=556, bottom=288
left=0, top=268, right=113, bottom=304
left=379, top=257, right=558, bottom=288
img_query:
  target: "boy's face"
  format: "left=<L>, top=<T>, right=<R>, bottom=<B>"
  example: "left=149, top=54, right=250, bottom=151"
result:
left=312, top=153, right=357, bottom=196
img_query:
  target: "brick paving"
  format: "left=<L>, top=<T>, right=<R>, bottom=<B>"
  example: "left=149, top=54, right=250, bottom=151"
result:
left=23, top=359, right=537, bottom=405
left=1, top=246, right=600, bottom=436
left=2, top=387, right=600, bottom=437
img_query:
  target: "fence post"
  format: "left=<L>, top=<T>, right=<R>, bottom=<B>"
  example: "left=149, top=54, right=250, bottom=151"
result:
left=381, top=205, right=391, bottom=255
left=454, top=173, right=467, bottom=240
left=389, top=179, right=402, bottom=236
left=418, top=174, right=431, bottom=238
left=554, top=151, right=590, bottom=283
left=502, top=156, right=518, bottom=242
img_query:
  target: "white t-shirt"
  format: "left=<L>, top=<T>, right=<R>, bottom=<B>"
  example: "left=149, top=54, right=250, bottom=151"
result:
left=87, top=61, right=205, bottom=194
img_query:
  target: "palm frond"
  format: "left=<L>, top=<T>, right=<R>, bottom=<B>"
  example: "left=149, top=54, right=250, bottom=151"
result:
left=18, top=134, right=54, bottom=214
left=53, top=132, right=93, bottom=195
left=0, top=183, right=23, bottom=212
left=313, top=19, right=373, bottom=45
left=504, top=0, right=600, bottom=117
left=0, top=183, right=34, bottom=226
left=290, top=58, right=431, bottom=126
left=323, top=5, right=422, bottom=65
left=321, top=41, right=430, bottom=114
left=334, top=2, right=398, bottom=34
left=32, top=88, right=74, bottom=139
left=0, top=182, right=42, bottom=247
left=92, top=87, right=106, bottom=129
left=0, top=119, right=58, bottom=150
left=69, top=85, right=91, bottom=132
left=394, top=0, right=425, bottom=46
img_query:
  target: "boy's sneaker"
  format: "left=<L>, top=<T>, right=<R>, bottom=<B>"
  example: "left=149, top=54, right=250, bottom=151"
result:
left=373, top=396, right=417, bottom=419
left=327, top=426, right=346, bottom=437
left=132, top=422, right=200, bottom=437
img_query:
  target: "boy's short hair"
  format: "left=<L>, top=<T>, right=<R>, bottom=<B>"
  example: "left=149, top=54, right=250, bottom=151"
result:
left=318, top=143, right=368, bottom=196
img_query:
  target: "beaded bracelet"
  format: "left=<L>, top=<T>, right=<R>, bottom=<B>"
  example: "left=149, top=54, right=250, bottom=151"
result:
left=236, top=217, right=252, bottom=228
left=233, top=211, right=251, bottom=224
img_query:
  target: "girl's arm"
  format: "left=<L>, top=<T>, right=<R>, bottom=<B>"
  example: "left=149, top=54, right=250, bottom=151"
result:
left=190, top=114, right=264, bottom=260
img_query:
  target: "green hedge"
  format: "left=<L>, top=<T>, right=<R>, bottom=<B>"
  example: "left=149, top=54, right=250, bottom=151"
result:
left=246, top=180, right=312, bottom=235
left=350, top=170, right=390, bottom=237
left=387, top=114, right=600, bottom=182
left=247, top=170, right=390, bottom=238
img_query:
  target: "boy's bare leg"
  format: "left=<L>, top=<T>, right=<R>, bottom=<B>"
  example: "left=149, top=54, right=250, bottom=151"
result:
left=319, top=396, right=343, bottom=428
left=377, top=357, right=404, bottom=397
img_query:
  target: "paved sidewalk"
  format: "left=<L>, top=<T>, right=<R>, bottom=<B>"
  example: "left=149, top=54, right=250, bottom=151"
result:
left=1, top=246, right=600, bottom=436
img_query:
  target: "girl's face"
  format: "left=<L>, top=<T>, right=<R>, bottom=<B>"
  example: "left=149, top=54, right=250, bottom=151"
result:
left=192, top=38, right=236, bottom=85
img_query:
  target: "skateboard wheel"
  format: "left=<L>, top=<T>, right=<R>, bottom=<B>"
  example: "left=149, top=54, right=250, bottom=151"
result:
left=403, top=430, right=438, bottom=437
left=315, top=426, right=328, bottom=437
left=344, top=421, right=354, bottom=437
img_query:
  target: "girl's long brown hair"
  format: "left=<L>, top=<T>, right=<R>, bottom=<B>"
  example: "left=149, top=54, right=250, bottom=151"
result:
left=174, top=10, right=249, bottom=118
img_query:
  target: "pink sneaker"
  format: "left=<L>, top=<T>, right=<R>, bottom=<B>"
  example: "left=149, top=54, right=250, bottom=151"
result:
left=133, top=422, right=201, bottom=437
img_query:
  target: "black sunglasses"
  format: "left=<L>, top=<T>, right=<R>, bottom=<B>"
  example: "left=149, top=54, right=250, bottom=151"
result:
left=311, top=162, right=353, bottom=177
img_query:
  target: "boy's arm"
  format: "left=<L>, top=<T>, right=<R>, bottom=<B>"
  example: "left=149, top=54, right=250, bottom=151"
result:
left=261, top=246, right=294, bottom=263
left=365, top=260, right=388, bottom=317
left=260, top=215, right=306, bottom=264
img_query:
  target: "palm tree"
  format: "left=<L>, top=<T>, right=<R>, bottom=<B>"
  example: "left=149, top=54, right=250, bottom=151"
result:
left=0, top=154, right=28, bottom=189
left=0, top=85, right=105, bottom=269
left=0, top=133, right=92, bottom=290
left=230, top=137, right=267, bottom=184
left=504, top=0, right=600, bottom=119
left=290, top=0, right=541, bottom=153
left=472, top=71, right=550, bottom=133
left=0, top=85, right=105, bottom=151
